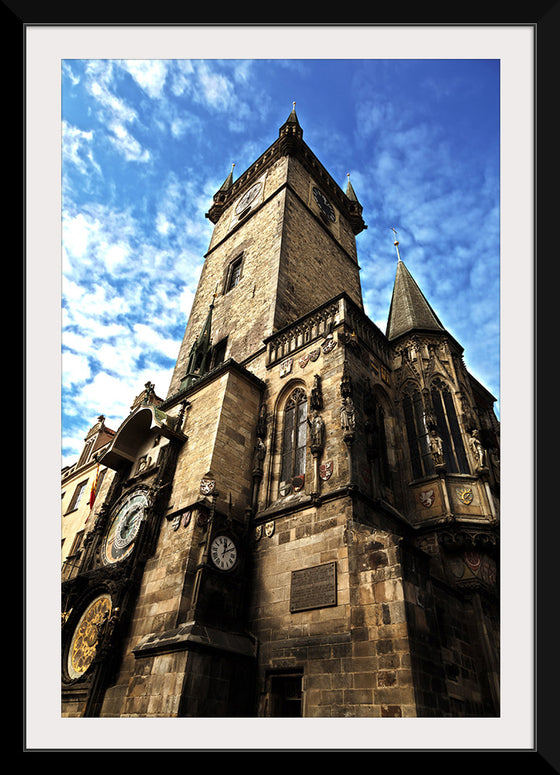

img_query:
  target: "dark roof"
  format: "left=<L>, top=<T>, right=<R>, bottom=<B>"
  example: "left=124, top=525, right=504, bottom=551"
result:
left=386, top=259, right=445, bottom=341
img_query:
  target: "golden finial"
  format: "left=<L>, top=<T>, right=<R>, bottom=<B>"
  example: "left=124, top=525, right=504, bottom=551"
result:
left=390, top=227, right=402, bottom=261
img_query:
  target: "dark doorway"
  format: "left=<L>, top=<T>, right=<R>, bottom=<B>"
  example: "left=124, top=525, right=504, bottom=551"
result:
left=268, top=673, right=303, bottom=717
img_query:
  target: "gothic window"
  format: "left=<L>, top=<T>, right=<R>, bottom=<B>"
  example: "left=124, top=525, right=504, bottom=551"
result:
left=211, top=338, right=227, bottom=368
left=280, top=387, right=307, bottom=492
left=376, top=405, right=391, bottom=487
left=402, top=386, right=433, bottom=480
left=226, top=255, right=243, bottom=292
left=430, top=380, right=469, bottom=473
left=365, top=393, right=391, bottom=488
left=402, top=380, right=469, bottom=479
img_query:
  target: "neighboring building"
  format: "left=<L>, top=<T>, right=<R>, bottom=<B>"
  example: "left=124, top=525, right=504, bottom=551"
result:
left=61, top=106, right=500, bottom=718
left=61, top=415, right=115, bottom=583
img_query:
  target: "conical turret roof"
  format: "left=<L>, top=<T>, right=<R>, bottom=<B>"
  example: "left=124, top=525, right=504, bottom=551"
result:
left=217, top=163, right=235, bottom=193
left=345, top=174, right=359, bottom=202
left=386, top=258, right=445, bottom=341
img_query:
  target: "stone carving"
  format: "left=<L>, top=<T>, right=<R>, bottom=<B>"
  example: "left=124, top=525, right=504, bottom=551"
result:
left=310, top=374, right=323, bottom=411
left=419, top=489, right=435, bottom=508
left=256, top=402, right=267, bottom=439
left=308, top=409, right=325, bottom=454
left=469, top=429, right=487, bottom=470
left=428, top=428, right=445, bottom=468
left=252, top=436, right=267, bottom=475
left=341, top=397, right=356, bottom=433
left=459, top=393, right=477, bottom=432
left=280, top=358, right=293, bottom=377
left=341, top=360, right=353, bottom=399
left=457, top=486, right=474, bottom=505
left=322, top=334, right=336, bottom=354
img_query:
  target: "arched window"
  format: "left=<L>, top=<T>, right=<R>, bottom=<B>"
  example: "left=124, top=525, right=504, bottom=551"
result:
left=376, top=405, right=391, bottom=487
left=280, top=387, right=307, bottom=493
left=401, top=380, right=469, bottom=480
left=402, top=385, right=433, bottom=480
left=365, top=391, right=392, bottom=489
left=430, top=379, right=468, bottom=473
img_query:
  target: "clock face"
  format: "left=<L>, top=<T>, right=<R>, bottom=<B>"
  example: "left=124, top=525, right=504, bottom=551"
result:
left=210, top=534, right=238, bottom=571
left=103, top=491, right=150, bottom=564
left=312, top=186, right=336, bottom=222
left=67, top=594, right=112, bottom=680
left=235, top=182, right=262, bottom=215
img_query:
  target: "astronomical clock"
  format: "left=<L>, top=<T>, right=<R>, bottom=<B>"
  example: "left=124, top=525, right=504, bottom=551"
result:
left=61, top=395, right=187, bottom=716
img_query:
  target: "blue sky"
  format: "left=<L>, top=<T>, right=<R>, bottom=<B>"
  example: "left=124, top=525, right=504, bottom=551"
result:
left=61, top=57, right=501, bottom=467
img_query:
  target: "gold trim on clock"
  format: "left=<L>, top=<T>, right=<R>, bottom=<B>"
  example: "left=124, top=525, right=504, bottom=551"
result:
left=67, top=594, right=112, bottom=680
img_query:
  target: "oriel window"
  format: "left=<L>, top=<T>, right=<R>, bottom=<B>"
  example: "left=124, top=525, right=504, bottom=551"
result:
left=280, top=388, right=307, bottom=491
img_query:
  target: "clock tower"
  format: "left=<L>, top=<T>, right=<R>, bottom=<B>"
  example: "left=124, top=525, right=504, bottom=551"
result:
left=62, top=105, right=500, bottom=719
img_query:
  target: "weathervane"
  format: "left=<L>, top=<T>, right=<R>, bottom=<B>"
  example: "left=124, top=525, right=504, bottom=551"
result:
left=390, top=227, right=402, bottom=262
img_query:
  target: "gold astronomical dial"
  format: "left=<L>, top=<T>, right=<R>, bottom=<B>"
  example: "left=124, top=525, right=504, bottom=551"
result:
left=67, top=594, right=112, bottom=680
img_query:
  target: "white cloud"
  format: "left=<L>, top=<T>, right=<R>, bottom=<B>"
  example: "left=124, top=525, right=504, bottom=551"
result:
left=107, top=120, right=151, bottom=163
left=133, top=322, right=182, bottom=361
left=62, top=121, right=100, bottom=176
left=119, top=60, right=169, bottom=99
left=156, top=212, right=172, bottom=236
left=62, top=350, right=91, bottom=387
left=63, top=211, right=100, bottom=259
left=104, top=241, right=131, bottom=271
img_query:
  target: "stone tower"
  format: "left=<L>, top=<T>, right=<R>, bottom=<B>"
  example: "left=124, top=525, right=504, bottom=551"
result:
left=61, top=106, right=500, bottom=718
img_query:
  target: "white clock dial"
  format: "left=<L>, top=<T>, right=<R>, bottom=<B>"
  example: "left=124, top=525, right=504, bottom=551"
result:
left=235, top=182, right=262, bottom=215
left=210, top=535, right=238, bottom=571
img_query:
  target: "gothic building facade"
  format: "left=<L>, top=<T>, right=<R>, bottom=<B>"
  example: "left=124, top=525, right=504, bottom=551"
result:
left=61, top=106, right=500, bottom=718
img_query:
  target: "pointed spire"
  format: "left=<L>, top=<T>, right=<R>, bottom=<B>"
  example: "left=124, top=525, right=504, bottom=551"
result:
left=286, top=101, right=300, bottom=127
left=206, top=165, right=235, bottom=224
left=386, top=237, right=445, bottom=341
left=345, top=173, right=359, bottom=202
left=344, top=173, right=367, bottom=235
left=181, top=296, right=216, bottom=388
left=218, top=163, right=235, bottom=193
left=279, top=101, right=303, bottom=142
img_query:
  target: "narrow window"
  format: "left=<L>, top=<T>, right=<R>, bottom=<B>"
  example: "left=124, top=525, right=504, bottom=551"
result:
left=402, top=388, right=433, bottom=479
left=430, top=381, right=468, bottom=473
left=226, top=255, right=243, bottom=292
left=280, top=388, right=307, bottom=493
left=211, top=338, right=227, bottom=368
left=377, top=406, right=391, bottom=487
left=65, top=480, right=88, bottom=513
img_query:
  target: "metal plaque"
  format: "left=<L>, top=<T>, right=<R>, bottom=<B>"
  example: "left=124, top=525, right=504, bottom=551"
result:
left=290, top=562, right=337, bottom=613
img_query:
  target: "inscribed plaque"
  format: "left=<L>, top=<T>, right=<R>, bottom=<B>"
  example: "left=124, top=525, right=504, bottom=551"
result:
left=290, top=561, right=337, bottom=613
